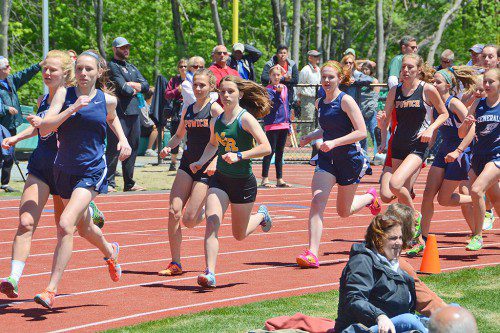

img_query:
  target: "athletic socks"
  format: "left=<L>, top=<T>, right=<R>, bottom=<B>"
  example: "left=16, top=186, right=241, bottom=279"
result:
left=89, top=204, right=94, bottom=217
left=10, top=260, right=25, bottom=283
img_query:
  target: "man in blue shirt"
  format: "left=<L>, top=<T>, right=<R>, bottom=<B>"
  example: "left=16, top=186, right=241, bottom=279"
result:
left=227, top=43, right=262, bottom=82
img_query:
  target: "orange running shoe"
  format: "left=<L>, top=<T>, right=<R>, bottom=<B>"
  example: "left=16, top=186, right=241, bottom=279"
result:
left=104, top=242, right=121, bottom=282
left=34, top=289, right=56, bottom=309
left=158, top=262, right=183, bottom=276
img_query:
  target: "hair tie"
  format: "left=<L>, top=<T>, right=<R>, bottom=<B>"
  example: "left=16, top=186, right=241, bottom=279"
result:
left=437, top=69, right=454, bottom=87
left=81, top=51, right=99, bottom=60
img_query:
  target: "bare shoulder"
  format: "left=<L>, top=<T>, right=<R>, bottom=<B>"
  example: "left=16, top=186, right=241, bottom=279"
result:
left=211, top=102, right=224, bottom=117
left=104, top=93, right=118, bottom=106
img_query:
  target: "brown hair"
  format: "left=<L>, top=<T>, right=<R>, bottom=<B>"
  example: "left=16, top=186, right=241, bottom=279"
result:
left=340, top=54, right=357, bottom=72
left=402, top=53, right=435, bottom=83
left=385, top=203, right=415, bottom=249
left=365, top=214, right=403, bottom=253
left=440, top=66, right=481, bottom=95
left=193, top=68, right=217, bottom=91
left=321, top=60, right=351, bottom=85
left=484, top=67, right=500, bottom=81
left=43, top=50, right=75, bottom=87
left=77, top=49, right=115, bottom=95
left=219, top=75, right=271, bottom=119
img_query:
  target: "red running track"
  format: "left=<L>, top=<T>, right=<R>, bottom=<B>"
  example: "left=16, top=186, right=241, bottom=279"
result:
left=0, top=165, right=498, bottom=332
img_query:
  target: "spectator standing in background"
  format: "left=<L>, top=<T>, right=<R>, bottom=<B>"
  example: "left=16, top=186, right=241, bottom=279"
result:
left=208, top=45, right=239, bottom=86
left=435, top=49, right=454, bottom=70
left=180, top=56, right=206, bottom=110
left=359, top=62, right=380, bottom=170
left=467, top=44, right=484, bottom=66
left=106, top=37, right=150, bottom=192
left=261, top=45, right=299, bottom=111
left=296, top=50, right=321, bottom=135
left=0, top=56, right=41, bottom=192
left=227, top=43, right=262, bottom=81
left=387, top=36, right=418, bottom=89
left=165, top=58, right=188, bottom=171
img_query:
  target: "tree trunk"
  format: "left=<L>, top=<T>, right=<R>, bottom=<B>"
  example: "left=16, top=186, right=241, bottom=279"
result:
left=0, top=0, right=11, bottom=57
left=324, top=0, right=332, bottom=60
left=95, top=0, right=106, bottom=58
left=280, top=0, right=289, bottom=45
left=210, top=0, right=224, bottom=45
left=271, top=0, right=283, bottom=47
left=291, top=0, right=301, bottom=64
left=154, top=3, right=161, bottom=79
left=171, top=0, right=187, bottom=55
left=375, top=0, right=385, bottom=81
left=426, top=0, right=463, bottom=65
left=315, top=0, right=322, bottom=56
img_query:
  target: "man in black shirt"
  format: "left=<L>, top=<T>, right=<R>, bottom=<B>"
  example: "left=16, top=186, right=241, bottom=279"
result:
left=106, top=37, right=149, bottom=191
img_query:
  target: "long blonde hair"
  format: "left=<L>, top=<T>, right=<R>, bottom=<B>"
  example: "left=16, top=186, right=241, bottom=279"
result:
left=43, top=50, right=75, bottom=87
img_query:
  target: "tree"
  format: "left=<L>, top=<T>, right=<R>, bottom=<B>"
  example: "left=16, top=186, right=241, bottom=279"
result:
left=94, top=0, right=106, bottom=58
left=315, top=0, right=322, bottom=55
left=210, top=0, right=224, bottom=45
left=170, top=0, right=187, bottom=56
left=0, top=0, right=11, bottom=57
left=271, top=0, right=283, bottom=47
left=291, top=0, right=301, bottom=64
left=375, top=0, right=385, bottom=81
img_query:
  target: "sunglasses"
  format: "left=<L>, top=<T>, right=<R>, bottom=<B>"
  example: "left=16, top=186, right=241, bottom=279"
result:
left=178, top=65, right=187, bottom=68
left=345, top=62, right=354, bottom=65
left=191, top=65, right=202, bottom=69
left=407, top=45, right=418, bottom=50
left=214, top=51, right=228, bottom=55
left=441, top=59, right=452, bottom=64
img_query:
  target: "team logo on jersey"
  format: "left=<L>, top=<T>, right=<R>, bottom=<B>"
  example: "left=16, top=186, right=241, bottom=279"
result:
left=216, top=132, right=238, bottom=152
left=480, top=123, right=499, bottom=136
left=395, top=100, right=420, bottom=108
left=185, top=118, right=209, bottom=128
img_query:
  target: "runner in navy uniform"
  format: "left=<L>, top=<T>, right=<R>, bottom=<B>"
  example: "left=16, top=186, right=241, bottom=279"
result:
left=158, top=69, right=223, bottom=277
left=29, top=50, right=131, bottom=309
left=408, top=66, right=477, bottom=256
left=384, top=54, right=448, bottom=238
left=459, top=68, right=500, bottom=251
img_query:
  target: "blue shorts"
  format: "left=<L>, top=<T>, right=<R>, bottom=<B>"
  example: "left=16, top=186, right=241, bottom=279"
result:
left=53, top=166, right=108, bottom=199
left=27, top=165, right=58, bottom=195
left=471, top=153, right=500, bottom=176
left=316, top=154, right=368, bottom=186
left=432, top=150, right=470, bottom=181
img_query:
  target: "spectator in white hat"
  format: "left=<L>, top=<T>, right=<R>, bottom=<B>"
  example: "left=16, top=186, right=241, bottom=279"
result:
left=227, top=42, right=262, bottom=82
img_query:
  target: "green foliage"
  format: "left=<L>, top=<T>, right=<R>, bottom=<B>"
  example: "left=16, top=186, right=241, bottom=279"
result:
left=3, top=0, right=495, bottom=107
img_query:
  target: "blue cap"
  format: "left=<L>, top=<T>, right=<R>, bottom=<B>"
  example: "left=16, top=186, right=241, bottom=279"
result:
left=112, top=37, right=130, bottom=48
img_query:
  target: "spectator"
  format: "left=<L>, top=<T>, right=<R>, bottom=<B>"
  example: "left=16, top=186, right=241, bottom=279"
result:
left=428, top=306, right=478, bottom=333
left=261, top=45, right=299, bottom=110
left=140, top=88, right=158, bottom=157
left=165, top=58, right=188, bottom=171
left=482, top=44, right=499, bottom=69
left=0, top=56, right=41, bottom=192
left=227, top=42, right=262, bottom=81
left=436, top=49, right=454, bottom=70
left=106, top=36, right=150, bottom=192
left=296, top=50, right=321, bottom=135
left=180, top=56, right=205, bottom=110
left=387, top=35, right=418, bottom=89
left=334, top=214, right=427, bottom=333
left=466, top=44, right=484, bottom=66
left=208, top=45, right=239, bottom=86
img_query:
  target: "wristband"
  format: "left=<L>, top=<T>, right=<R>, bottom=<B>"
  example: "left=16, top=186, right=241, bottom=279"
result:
left=236, top=152, right=243, bottom=161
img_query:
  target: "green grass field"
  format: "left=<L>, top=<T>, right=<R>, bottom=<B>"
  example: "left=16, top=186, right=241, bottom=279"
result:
left=108, top=265, right=499, bottom=333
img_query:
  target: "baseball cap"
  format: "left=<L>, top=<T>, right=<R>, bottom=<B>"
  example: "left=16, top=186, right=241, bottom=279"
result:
left=469, top=44, right=484, bottom=54
left=233, top=43, right=245, bottom=53
left=343, top=48, right=356, bottom=56
left=112, top=37, right=131, bottom=48
left=307, top=50, right=321, bottom=56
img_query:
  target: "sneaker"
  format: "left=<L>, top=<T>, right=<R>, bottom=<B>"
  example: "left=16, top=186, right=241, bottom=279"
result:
left=0, top=277, right=19, bottom=298
left=466, top=235, right=483, bottom=251
left=413, top=211, right=422, bottom=239
left=406, top=242, right=425, bottom=257
left=108, top=186, right=117, bottom=193
left=258, top=205, right=272, bottom=232
left=365, top=166, right=373, bottom=175
left=158, top=262, right=183, bottom=276
left=145, top=149, right=158, bottom=157
left=124, top=185, right=146, bottom=192
left=34, top=289, right=56, bottom=309
left=296, top=249, right=320, bottom=268
left=483, top=210, right=494, bottom=231
left=169, top=163, right=177, bottom=171
left=104, top=242, right=121, bottom=282
left=197, top=269, right=216, bottom=288
left=366, top=188, right=381, bottom=215
left=89, top=201, right=105, bottom=229
left=1, top=185, right=17, bottom=193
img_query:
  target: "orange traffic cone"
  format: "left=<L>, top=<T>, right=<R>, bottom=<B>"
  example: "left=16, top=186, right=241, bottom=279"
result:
left=419, top=234, right=441, bottom=274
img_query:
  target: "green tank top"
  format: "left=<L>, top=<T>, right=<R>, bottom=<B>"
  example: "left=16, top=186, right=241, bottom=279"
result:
left=214, top=109, right=254, bottom=178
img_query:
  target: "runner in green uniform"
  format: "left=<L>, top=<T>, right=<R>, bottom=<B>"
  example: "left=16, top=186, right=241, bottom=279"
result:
left=190, top=75, right=273, bottom=288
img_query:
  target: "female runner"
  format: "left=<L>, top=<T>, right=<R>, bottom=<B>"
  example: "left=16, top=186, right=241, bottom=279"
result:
left=158, top=69, right=222, bottom=276
left=190, top=75, right=272, bottom=288
left=295, top=61, right=381, bottom=269
left=29, top=50, right=131, bottom=308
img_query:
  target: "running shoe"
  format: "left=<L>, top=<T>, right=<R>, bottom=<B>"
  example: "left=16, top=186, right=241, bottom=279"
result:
left=158, top=262, right=183, bottom=276
left=406, top=242, right=425, bottom=257
left=197, top=269, right=216, bottom=288
left=104, top=242, right=121, bottom=282
left=466, top=235, right=483, bottom=251
left=258, top=205, right=273, bottom=232
left=483, top=210, right=494, bottom=231
left=296, top=249, right=320, bottom=268
left=0, top=276, right=18, bottom=298
left=89, top=201, right=105, bottom=229
left=34, top=289, right=56, bottom=309
left=366, top=188, right=381, bottom=215
left=413, top=211, right=422, bottom=239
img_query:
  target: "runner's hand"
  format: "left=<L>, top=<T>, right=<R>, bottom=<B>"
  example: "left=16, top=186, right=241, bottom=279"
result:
left=190, top=161, right=203, bottom=173
left=159, top=146, right=171, bottom=159
left=444, top=150, right=460, bottom=163
left=117, top=140, right=132, bottom=161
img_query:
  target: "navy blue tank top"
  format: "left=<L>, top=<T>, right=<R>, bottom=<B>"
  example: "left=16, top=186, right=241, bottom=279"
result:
left=433, top=96, right=464, bottom=153
left=54, top=87, right=108, bottom=175
left=473, top=98, right=500, bottom=156
left=318, top=92, right=360, bottom=159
